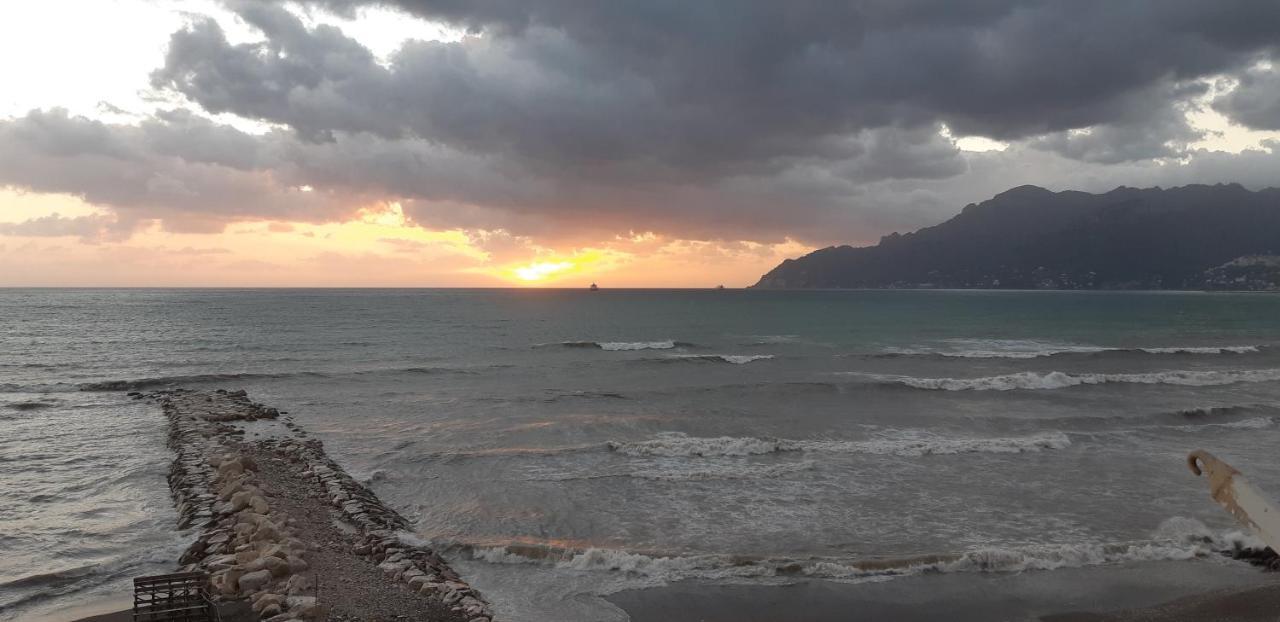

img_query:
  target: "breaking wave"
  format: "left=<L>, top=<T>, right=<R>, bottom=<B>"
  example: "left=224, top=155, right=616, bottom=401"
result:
left=606, top=430, right=1071, bottom=458
left=665, top=354, right=775, bottom=365
left=1172, top=417, right=1276, bottom=432
left=78, top=372, right=319, bottom=391
left=538, top=340, right=696, bottom=351
left=861, top=368, right=1280, bottom=391
left=533, top=459, right=819, bottom=482
left=452, top=517, right=1255, bottom=585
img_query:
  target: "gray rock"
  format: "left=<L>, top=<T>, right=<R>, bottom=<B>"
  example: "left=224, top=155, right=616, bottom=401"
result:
left=237, top=569, right=272, bottom=594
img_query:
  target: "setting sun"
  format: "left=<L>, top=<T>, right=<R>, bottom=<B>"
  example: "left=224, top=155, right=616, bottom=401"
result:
left=513, top=261, right=575, bottom=282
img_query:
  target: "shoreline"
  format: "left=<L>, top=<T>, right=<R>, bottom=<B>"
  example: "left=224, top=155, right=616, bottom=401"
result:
left=609, top=560, right=1278, bottom=621
left=131, top=388, right=492, bottom=621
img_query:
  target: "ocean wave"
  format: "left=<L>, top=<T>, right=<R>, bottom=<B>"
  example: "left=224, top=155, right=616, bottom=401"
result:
left=3, top=398, right=61, bottom=411
left=665, top=354, right=775, bottom=365
left=739, top=334, right=802, bottom=345
left=538, top=340, right=695, bottom=351
left=73, top=364, right=508, bottom=392
left=455, top=517, right=1253, bottom=584
left=608, top=432, right=792, bottom=457
left=0, top=564, right=99, bottom=589
left=607, top=430, right=1071, bottom=458
left=1172, top=417, right=1276, bottom=432
left=0, top=382, right=81, bottom=394
left=878, top=340, right=1262, bottom=359
left=860, top=368, right=1280, bottom=391
left=550, top=460, right=819, bottom=482
left=78, top=372, right=310, bottom=391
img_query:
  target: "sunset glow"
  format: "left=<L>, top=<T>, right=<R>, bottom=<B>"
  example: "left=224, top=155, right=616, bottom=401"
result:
left=513, top=261, right=575, bottom=282
left=2, top=2, right=1278, bottom=287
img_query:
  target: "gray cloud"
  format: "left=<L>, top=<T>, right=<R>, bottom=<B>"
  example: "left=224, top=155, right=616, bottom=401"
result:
left=0, top=213, right=128, bottom=243
left=4, top=1, right=1280, bottom=250
left=175, top=1, right=1279, bottom=159
left=1214, top=66, right=1280, bottom=130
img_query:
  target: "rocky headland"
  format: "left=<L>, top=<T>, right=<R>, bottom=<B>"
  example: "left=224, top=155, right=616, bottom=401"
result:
left=753, top=183, right=1280, bottom=290
left=145, top=388, right=493, bottom=622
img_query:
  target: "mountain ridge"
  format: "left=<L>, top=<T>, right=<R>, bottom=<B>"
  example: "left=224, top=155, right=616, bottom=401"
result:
left=752, top=183, right=1280, bottom=290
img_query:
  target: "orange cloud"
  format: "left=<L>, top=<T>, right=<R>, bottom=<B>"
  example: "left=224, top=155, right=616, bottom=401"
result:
left=0, top=189, right=814, bottom=287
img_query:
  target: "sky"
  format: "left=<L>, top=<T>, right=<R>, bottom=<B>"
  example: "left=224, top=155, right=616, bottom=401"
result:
left=1, top=1, right=1279, bottom=287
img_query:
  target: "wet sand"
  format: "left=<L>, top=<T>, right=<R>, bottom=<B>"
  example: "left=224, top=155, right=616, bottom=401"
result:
left=608, top=560, right=1277, bottom=621
left=69, top=612, right=129, bottom=622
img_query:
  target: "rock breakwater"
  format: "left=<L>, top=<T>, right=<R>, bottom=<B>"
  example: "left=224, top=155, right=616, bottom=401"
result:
left=153, top=388, right=493, bottom=622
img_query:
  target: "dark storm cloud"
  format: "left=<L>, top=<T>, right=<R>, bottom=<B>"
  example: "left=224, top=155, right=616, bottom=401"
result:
left=4, top=0, right=1280, bottom=247
left=1214, top=65, right=1280, bottom=130
left=161, top=0, right=1278, bottom=164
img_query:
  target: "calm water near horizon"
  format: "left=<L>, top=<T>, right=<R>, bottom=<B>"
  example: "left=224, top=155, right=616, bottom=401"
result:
left=4, top=289, right=1280, bottom=621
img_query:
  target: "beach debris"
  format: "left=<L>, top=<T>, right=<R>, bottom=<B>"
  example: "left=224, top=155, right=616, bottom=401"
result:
left=155, top=389, right=493, bottom=621
left=1188, top=449, right=1280, bottom=566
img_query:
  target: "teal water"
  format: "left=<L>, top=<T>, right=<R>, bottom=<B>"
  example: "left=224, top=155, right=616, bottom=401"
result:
left=2, top=289, right=1280, bottom=621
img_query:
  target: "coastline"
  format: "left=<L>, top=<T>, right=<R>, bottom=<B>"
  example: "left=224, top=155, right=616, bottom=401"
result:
left=609, top=560, right=1278, bottom=621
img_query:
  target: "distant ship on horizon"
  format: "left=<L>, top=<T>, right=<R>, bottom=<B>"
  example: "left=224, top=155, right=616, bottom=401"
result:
left=589, top=283, right=599, bottom=291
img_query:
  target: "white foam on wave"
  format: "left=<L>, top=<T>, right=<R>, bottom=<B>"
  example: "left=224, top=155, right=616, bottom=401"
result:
left=820, top=430, right=1072, bottom=457
left=461, top=517, right=1254, bottom=587
left=1173, top=416, right=1276, bottom=432
left=598, top=340, right=677, bottom=351
left=630, top=460, right=817, bottom=481
left=884, top=340, right=1108, bottom=359
left=608, top=430, right=1071, bottom=458
left=863, top=368, right=1280, bottom=391
left=1142, top=346, right=1260, bottom=354
left=609, top=432, right=789, bottom=457
left=668, top=354, right=775, bottom=364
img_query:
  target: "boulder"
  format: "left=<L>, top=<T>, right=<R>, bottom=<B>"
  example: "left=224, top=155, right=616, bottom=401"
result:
left=218, top=459, right=245, bottom=478
left=237, top=569, right=272, bottom=594
left=286, top=596, right=318, bottom=619
left=252, top=593, right=284, bottom=613
left=283, top=573, right=314, bottom=595
left=286, top=556, right=308, bottom=573
left=284, top=574, right=314, bottom=595
left=263, top=555, right=290, bottom=577
left=253, top=523, right=280, bottom=542
left=378, top=560, right=411, bottom=577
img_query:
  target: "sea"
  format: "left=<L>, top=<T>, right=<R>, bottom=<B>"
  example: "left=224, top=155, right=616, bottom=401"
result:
left=3, top=288, right=1280, bottom=621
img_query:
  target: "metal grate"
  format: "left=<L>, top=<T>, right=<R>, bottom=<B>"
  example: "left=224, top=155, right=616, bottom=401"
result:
left=133, top=572, right=219, bottom=622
